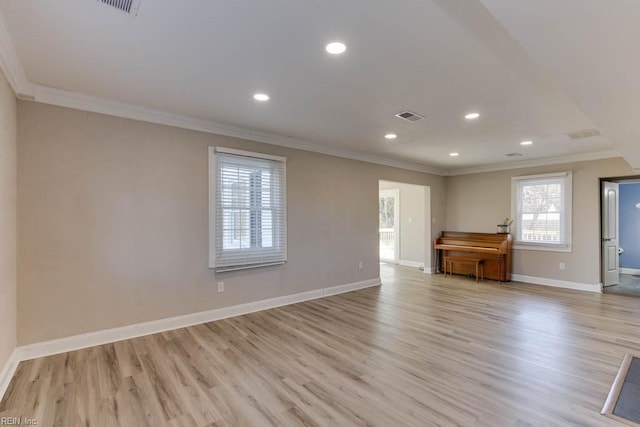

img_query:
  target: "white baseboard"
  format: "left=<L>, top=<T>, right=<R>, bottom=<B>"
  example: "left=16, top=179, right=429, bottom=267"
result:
left=322, top=279, right=379, bottom=297
left=0, top=349, right=19, bottom=403
left=16, top=278, right=381, bottom=362
left=398, top=260, right=425, bottom=268
left=620, top=268, right=640, bottom=276
left=512, top=274, right=602, bottom=293
left=422, top=266, right=435, bottom=274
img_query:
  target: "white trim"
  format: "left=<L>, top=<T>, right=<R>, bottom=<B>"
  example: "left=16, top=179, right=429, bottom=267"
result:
left=15, top=278, right=381, bottom=362
left=513, top=244, right=572, bottom=253
left=0, top=349, right=19, bottom=403
left=620, top=268, right=640, bottom=276
left=322, top=279, right=380, bottom=297
left=0, top=1, right=620, bottom=180
left=423, top=266, right=436, bottom=274
left=0, top=9, right=32, bottom=97
left=379, top=189, right=400, bottom=263
left=511, top=171, right=573, bottom=253
left=208, top=147, right=221, bottom=270
left=209, top=147, right=287, bottom=271
left=29, top=84, right=447, bottom=176
left=10, top=85, right=623, bottom=178
left=512, top=171, right=571, bottom=181
left=512, top=274, right=602, bottom=293
left=0, top=7, right=624, bottom=178
left=447, top=151, right=620, bottom=176
left=398, top=260, right=425, bottom=268
left=214, top=146, right=286, bottom=163
left=214, top=262, right=285, bottom=273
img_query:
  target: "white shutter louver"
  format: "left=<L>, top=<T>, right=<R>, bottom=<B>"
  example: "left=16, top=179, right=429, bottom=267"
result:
left=209, top=147, right=286, bottom=271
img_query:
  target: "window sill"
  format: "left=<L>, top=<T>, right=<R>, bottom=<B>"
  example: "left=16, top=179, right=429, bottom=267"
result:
left=514, top=243, right=572, bottom=253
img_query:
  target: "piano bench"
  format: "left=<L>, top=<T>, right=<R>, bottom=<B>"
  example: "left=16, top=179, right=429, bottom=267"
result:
left=443, top=256, right=484, bottom=282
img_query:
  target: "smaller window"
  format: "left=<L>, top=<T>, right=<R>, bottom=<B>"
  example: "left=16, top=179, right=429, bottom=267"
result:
left=511, top=172, right=572, bottom=252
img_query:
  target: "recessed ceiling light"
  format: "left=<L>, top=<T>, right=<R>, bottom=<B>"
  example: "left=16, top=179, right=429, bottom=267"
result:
left=385, top=133, right=397, bottom=140
left=465, top=112, right=480, bottom=120
left=520, top=140, right=533, bottom=145
left=450, top=152, right=459, bottom=157
left=253, top=93, right=269, bottom=102
left=326, top=41, right=347, bottom=55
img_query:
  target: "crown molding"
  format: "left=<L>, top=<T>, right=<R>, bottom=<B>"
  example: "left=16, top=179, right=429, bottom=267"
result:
left=21, top=83, right=625, bottom=178
left=0, top=8, right=32, bottom=97
left=0, top=5, right=444, bottom=176
left=446, top=150, right=621, bottom=176
left=30, top=84, right=447, bottom=176
left=0, top=6, right=629, bottom=179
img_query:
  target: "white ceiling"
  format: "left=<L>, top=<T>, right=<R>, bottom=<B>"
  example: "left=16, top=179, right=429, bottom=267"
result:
left=0, top=0, right=635, bottom=174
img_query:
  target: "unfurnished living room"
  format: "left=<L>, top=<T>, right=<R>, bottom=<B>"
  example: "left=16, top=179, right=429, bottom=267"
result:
left=1, top=1, right=640, bottom=426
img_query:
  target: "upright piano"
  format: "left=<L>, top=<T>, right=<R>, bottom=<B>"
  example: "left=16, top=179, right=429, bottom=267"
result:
left=434, top=231, right=513, bottom=282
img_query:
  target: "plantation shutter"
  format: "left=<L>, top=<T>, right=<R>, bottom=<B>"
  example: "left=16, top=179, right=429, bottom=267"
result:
left=209, top=147, right=286, bottom=271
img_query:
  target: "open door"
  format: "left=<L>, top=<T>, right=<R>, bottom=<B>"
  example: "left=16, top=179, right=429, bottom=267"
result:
left=602, top=181, right=619, bottom=287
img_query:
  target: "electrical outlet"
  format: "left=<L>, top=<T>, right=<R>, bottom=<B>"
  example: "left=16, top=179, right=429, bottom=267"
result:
left=559, top=263, right=565, bottom=270
left=358, top=261, right=364, bottom=270
left=217, top=282, right=225, bottom=292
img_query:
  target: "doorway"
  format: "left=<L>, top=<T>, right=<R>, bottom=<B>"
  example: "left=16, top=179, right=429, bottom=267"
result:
left=379, top=181, right=431, bottom=270
left=379, top=189, right=400, bottom=262
left=601, top=177, right=640, bottom=295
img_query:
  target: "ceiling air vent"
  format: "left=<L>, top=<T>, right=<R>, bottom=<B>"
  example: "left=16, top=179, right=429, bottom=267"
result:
left=395, top=110, right=426, bottom=122
left=567, top=128, right=601, bottom=140
left=506, top=153, right=522, bottom=158
left=97, top=0, right=142, bottom=15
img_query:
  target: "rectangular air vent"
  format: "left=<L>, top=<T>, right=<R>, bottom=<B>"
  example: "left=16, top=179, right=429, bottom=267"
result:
left=567, top=128, right=601, bottom=140
left=98, top=0, right=142, bottom=15
left=395, top=110, right=426, bottom=122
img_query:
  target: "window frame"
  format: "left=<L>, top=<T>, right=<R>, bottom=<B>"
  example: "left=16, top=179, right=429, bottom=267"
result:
left=208, top=146, right=287, bottom=272
left=511, top=171, right=572, bottom=252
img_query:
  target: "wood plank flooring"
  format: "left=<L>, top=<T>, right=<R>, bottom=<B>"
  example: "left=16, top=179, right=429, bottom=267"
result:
left=2, top=264, right=638, bottom=426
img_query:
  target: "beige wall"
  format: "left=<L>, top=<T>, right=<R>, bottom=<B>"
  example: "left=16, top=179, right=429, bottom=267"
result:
left=17, top=101, right=446, bottom=344
left=379, top=181, right=427, bottom=265
left=445, top=157, right=634, bottom=285
left=13, top=98, right=634, bottom=345
left=0, top=71, right=17, bottom=367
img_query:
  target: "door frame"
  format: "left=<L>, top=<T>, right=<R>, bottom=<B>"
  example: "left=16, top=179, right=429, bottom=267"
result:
left=379, top=188, right=400, bottom=263
left=600, top=176, right=640, bottom=288
left=601, top=180, right=619, bottom=287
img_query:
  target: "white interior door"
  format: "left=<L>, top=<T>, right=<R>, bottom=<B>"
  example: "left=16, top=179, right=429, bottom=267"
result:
left=379, top=189, right=400, bottom=262
left=602, top=181, right=619, bottom=287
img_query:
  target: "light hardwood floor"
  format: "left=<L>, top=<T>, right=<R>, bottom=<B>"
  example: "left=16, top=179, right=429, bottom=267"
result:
left=1, top=264, right=637, bottom=426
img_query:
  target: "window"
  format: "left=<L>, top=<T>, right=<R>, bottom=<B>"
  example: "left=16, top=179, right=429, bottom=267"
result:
left=209, top=147, right=286, bottom=271
left=511, top=172, right=572, bottom=252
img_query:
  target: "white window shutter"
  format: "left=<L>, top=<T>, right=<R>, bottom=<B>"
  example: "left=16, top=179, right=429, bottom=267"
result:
left=209, top=147, right=286, bottom=271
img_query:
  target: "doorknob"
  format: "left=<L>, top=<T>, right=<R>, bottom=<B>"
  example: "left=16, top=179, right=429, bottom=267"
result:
left=602, top=238, right=612, bottom=242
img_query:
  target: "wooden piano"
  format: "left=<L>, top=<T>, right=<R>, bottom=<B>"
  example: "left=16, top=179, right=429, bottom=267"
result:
left=434, top=231, right=513, bottom=282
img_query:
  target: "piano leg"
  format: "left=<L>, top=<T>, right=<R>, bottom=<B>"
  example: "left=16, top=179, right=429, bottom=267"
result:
left=497, top=254, right=504, bottom=282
